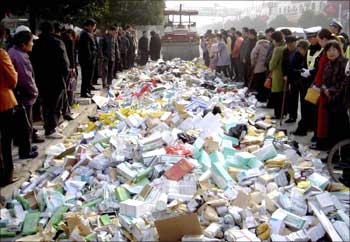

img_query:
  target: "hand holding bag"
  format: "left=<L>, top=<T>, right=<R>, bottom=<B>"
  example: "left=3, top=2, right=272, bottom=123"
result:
left=304, top=85, right=321, bottom=105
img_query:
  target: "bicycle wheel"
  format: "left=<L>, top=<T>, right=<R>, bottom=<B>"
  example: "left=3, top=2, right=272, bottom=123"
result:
left=327, top=139, right=350, bottom=183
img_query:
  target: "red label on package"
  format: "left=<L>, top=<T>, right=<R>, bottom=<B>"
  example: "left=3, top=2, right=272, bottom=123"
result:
left=164, top=159, right=195, bottom=181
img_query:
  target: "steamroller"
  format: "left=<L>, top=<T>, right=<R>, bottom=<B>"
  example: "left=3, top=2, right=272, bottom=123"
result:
left=161, top=5, right=200, bottom=61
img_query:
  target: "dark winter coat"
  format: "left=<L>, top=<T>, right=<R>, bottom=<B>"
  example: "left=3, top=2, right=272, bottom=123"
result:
left=150, top=34, right=161, bottom=61
left=138, top=36, right=149, bottom=66
left=31, top=33, right=70, bottom=94
left=78, top=29, right=97, bottom=66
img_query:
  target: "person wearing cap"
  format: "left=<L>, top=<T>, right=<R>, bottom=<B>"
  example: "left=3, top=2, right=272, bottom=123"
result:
left=31, top=22, right=70, bottom=139
left=329, top=19, right=349, bottom=53
left=78, top=18, right=97, bottom=98
left=138, top=31, right=149, bottom=66
left=0, top=23, right=18, bottom=186
left=8, top=25, right=39, bottom=159
left=281, top=35, right=300, bottom=123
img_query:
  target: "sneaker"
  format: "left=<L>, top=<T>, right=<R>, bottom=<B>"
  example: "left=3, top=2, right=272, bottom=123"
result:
left=19, top=151, right=39, bottom=159
left=31, top=145, right=38, bottom=152
left=46, top=132, right=63, bottom=139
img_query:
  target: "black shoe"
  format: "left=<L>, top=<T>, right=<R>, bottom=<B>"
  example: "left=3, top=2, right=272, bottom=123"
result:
left=64, top=114, right=74, bottom=121
left=19, top=151, right=38, bottom=159
left=32, top=145, right=38, bottom=152
left=32, top=136, right=45, bottom=143
left=81, top=93, right=92, bottom=98
left=292, top=128, right=307, bottom=136
left=285, top=118, right=296, bottom=124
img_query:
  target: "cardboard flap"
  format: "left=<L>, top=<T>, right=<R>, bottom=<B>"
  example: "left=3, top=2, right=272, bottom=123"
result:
left=155, top=213, right=202, bottom=241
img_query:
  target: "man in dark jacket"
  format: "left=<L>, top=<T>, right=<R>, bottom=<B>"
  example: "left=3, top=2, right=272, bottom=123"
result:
left=100, top=26, right=120, bottom=88
left=138, top=31, right=149, bottom=66
left=119, top=30, right=130, bottom=70
left=125, top=25, right=136, bottom=68
left=31, top=22, right=70, bottom=139
left=282, top=36, right=301, bottom=123
left=78, top=18, right=97, bottom=98
left=149, top=31, right=161, bottom=61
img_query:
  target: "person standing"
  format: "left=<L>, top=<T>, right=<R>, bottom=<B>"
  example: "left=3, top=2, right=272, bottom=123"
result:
left=292, top=40, right=311, bottom=136
left=250, top=35, right=270, bottom=102
left=239, top=27, right=250, bottom=85
left=149, top=31, right=161, bottom=61
left=293, top=27, right=322, bottom=136
left=8, top=26, right=39, bottom=159
left=232, top=31, right=244, bottom=81
left=200, top=36, right=210, bottom=67
left=329, top=19, right=349, bottom=53
left=119, top=30, right=130, bottom=70
left=125, top=25, right=136, bottom=68
left=31, top=22, right=70, bottom=139
left=62, top=28, right=77, bottom=119
left=216, top=33, right=231, bottom=77
left=100, top=26, right=119, bottom=88
left=320, top=40, right=349, bottom=148
left=269, top=31, right=286, bottom=119
left=138, top=31, right=149, bottom=66
left=282, top=36, right=300, bottom=123
left=0, top=23, right=18, bottom=186
left=246, top=29, right=257, bottom=87
left=78, top=18, right=97, bottom=98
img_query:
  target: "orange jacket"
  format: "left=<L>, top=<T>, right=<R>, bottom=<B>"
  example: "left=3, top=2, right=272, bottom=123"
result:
left=232, top=37, right=243, bottom=59
left=0, top=48, right=18, bottom=112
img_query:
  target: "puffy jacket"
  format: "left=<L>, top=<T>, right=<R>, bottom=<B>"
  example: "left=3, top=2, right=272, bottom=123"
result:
left=0, top=48, right=18, bottom=112
left=250, top=39, right=270, bottom=74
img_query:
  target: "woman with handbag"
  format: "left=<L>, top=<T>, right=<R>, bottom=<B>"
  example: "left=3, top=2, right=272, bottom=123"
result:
left=8, top=26, right=39, bottom=159
left=269, top=31, right=286, bottom=119
left=318, top=40, right=349, bottom=148
left=309, top=29, right=338, bottom=149
left=0, top=23, right=18, bottom=186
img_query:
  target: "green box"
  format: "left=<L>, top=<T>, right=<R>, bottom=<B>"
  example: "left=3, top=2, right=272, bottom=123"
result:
left=115, top=187, right=130, bottom=202
left=100, top=214, right=112, bottom=225
left=199, top=150, right=211, bottom=171
left=22, top=211, right=40, bottom=235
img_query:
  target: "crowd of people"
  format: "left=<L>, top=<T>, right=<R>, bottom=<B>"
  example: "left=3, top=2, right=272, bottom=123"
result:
left=200, top=20, right=350, bottom=151
left=0, top=19, right=162, bottom=186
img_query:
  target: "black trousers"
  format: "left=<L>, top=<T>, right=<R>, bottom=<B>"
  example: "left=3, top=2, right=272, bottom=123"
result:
left=80, top=61, right=95, bottom=96
left=15, top=105, right=33, bottom=156
left=252, top=72, right=268, bottom=102
left=102, top=60, right=115, bottom=87
left=0, top=109, right=14, bottom=186
left=203, top=51, right=210, bottom=67
left=42, top=90, right=64, bottom=135
left=243, top=62, right=251, bottom=87
left=271, top=92, right=284, bottom=118
left=287, top=81, right=299, bottom=120
left=121, top=53, right=128, bottom=70
left=235, top=59, right=245, bottom=82
left=297, top=81, right=315, bottom=132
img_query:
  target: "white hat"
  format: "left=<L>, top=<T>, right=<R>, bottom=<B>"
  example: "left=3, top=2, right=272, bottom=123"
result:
left=15, top=25, right=38, bottom=39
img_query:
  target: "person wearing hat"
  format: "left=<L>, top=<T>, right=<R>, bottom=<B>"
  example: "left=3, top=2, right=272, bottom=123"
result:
left=329, top=19, right=349, bottom=53
left=8, top=25, right=39, bottom=159
left=0, top=22, right=18, bottom=186
left=281, top=35, right=300, bottom=123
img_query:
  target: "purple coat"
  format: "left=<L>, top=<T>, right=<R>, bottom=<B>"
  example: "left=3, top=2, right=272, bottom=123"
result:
left=8, top=46, right=38, bottom=106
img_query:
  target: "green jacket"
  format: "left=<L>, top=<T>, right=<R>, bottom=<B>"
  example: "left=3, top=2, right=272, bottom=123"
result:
left=269, top=43, right=286, bottom=93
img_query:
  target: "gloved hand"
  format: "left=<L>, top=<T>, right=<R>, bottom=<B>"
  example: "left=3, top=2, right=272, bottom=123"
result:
left=301, top=68, right=311, bottom=78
